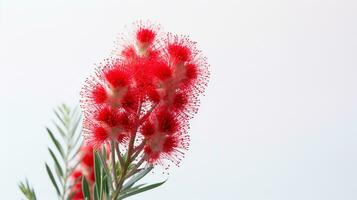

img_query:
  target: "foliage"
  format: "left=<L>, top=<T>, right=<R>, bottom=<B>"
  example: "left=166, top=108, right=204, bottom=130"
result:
left=19, top=104, right=165, bottom=200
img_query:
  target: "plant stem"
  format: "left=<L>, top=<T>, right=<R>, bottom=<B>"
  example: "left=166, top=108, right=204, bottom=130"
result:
left=61, top=123, right=71, bottom=200
left=125, top=156, right=146, bottom=179
left=114, top=143, right=125, bottom=169
left=131, top=140, right=145, bottom=162
left=111, top=103, right=158, bottom=199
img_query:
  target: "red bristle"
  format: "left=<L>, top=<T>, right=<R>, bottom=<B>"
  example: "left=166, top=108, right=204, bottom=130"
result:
left=121, top=45, right=137, bottom=59
left=144, top=146, right=160, bottom=163
left=156, top=110, right=178, bottom=134
left=96, top=107, right=120, bottom=127
left=136, top=28, right=156, bottom=45
left=93, top=126, right=108, bottom=144
left=81, top=152, right=94, bottom=167
left=185, top=63, right=198, bottom=82
left=163, top=135, right=178, bottom=153
left=121, top=90, right=138, bottom=111
left=70, top=170, right=82, bottom=180
left=92, top=85, right=107, bottom=104
left=141, top=121, right=156, bottom=137
left=104, top=68, right=129, bottom=88
left=172, top=92, right=188, bottom=111
left=147, top=86, right=161, bottom=103
left=151, top=61, right=172, bottom=81
left=168, top=44, right=191, bottom=63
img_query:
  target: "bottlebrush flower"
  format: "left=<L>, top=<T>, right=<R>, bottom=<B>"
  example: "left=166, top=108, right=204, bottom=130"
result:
left=80, top=21, right=209, bottom=166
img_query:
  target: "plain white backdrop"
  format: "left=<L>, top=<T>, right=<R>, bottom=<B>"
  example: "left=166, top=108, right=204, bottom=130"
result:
left=1, top=0, right=357, bottom=199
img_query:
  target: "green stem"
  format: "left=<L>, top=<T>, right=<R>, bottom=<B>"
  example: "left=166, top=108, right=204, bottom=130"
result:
left=114, top=143, right=125, bottom=169
left=111, top=102, right=158, bottom=199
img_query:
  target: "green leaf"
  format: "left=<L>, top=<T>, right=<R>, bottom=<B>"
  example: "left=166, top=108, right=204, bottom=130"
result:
left=53, top=109, right=67, bottom=128
left=46, top=128, right=64, bottom=159
left=71, top=132, right=82, bottom=150
left=118, top=180, right=166, bottom=199
left=70, top=105, right=79, bottom=119
left=53, top=122, right=66, bottom=138
left=18, top=179, right=37, bottom=200
left=69, top=114, right=81, bottom=137
left=98, top=147, right=110, bottom=179
left=45, top=163, right=61, bottom=196
left=102, top=175, right=110, bottom=199
left=122, top=166, right=153, bottom=191
left=93, top=184, right=99, bottom=200
left=69, top=144, right=82, bottom=161
left=94, top=151, right=103, bottom=199
left=82, top=176, right=91, bottom=200
left=48, top=148, right=63, bottom=178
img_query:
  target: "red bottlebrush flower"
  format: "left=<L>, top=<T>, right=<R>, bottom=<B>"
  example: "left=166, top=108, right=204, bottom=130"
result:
left=82, top=151, right=94, bottom=167
left=121, top=45, right=138, bottom=60
left=180, top=63, right=198, bottom=88
left=156, top=110, right=178, bottom=134
left=93, top=126, right=109, bottom=145
left=92, top=85, right=107, bottom=104
left=141, top=121, right=155, bottom=137
left=136, top=28, right=156, bottom=45
left=150, top=61, right=172, bottom=81
left=144, top=132, right=186, bottom=165
left=81, top=21, right=209, bottom=168
left=144, top=146, right=160, bottom=163
left=168, top=43, right=191, bottom=63
left=185, top=63, right=198, bottom=81
left=105, top=68, right=129, bottom=88
left=70, top=184, right=84, bottom=200
left=147, top=86, right=161, bottom=103
left=172, top=92, right=188, bottom=111
left=70, top=170, right=82, bottom=180
left=120, top=89, right=138, bottom=111
left=163, top=135, right=178, bottom=153
left=80, top=145, right=94, bottom=167
left=96, top=107, right=122, bottom=127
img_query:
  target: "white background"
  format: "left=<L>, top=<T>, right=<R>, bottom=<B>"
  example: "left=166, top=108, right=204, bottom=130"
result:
left=1, top=0, right=357, bottom=199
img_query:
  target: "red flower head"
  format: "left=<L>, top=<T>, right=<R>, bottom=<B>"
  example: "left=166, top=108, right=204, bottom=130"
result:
left=141, top=108, right=189, bottom=165
left=81, top=21, right=209, bottom=167
left=69, top=145, right=96, bottom=200
left=136, top=28, right=156, bottom=47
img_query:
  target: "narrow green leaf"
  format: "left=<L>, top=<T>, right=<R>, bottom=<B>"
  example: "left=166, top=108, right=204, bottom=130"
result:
left=53, top=122, right=66, bottom=138
left=48, top=148, right=63, bottom=178
left=45, top=163, right=61, bottom=196
left=120, top=184, right=145, bottom=195
left=70, top=132, right=82, bottom=151
left=70, top=106, right=79, bottom=119
left=98, top=147, right=110, bottom=180
left=93, top=184, right=99, bottom=200
left=69, top=114, right=81, bottom=137
left=18, top=179, right=37, bottom=200
left=53, top=109, right=66, bottom=127
left=119, top=181, right=166, bottom=199
left=94, top=151, right=103, bottom=199
left=69, top=144, right=82, bottom=161
left=122, top=166, right=153, bottom=191
left=46, top=128, right=64, bottom=158
left=82, top=176, right=91, bottom=200
left=102, top=175, right=110, bottom=199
